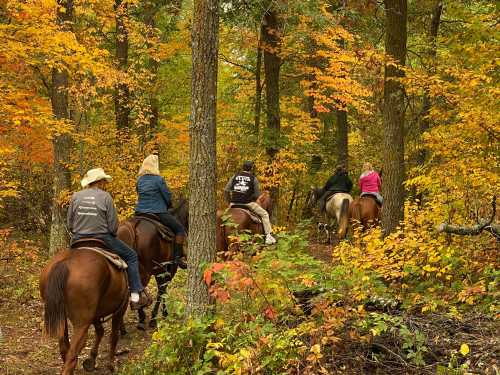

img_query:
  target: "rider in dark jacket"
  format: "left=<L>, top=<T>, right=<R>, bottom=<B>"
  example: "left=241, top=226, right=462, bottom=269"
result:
left=318, top=165, right=353, bottom=212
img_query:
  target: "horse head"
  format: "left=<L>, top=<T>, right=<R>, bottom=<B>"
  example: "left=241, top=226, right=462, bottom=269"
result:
left=305, top=186, right=324, bottom=210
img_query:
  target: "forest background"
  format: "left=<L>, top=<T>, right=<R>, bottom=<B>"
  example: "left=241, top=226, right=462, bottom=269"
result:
left=0, top=0, right=498, bottom=374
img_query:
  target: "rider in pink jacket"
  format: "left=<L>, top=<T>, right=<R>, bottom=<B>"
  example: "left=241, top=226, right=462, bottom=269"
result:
left=359, top=162, right=383, bottom=205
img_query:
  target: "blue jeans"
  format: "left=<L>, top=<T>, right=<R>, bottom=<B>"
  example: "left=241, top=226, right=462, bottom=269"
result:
left=73, top=233, right=144, bottom=293
left=155, top=212, right=186, bottom=236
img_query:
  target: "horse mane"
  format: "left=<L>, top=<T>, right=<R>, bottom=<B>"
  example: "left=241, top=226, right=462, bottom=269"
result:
left=170, top=194, right=189, bottom=231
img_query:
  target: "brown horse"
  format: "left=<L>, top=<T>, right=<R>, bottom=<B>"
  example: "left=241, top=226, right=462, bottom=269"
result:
left=40, top=241, right=128, bottom=374
left=216, top=191, right=272, bottom=254
left=349, top=195, right=381, bottom=232
left=117, top=196, right=188, bottom=330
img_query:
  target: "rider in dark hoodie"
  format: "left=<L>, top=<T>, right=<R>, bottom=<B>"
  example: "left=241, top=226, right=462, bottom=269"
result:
left=318, top=164, right=353, bottom=212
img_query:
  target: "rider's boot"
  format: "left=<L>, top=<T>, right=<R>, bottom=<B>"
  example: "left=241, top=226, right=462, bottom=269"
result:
left=130, top=289, right=152, bottom=310
left=265, top=233, right=277, bottom=245
left=174, top=235, right=187, bottom=269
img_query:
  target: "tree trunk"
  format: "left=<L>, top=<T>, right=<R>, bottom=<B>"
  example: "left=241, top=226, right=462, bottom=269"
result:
left=381, top=0, right=407, bottom=235
left=185, top=0, right=219, bottom=318
left=417, top=1, right=442, bottom=165
left=144, top=0, right=159, bottom=149
left=336, top=108, right=348, bottom=169
left=114, top=0, right=130, bottom=131
left=254, top=35, right=262, bottom=143
left=334, top=1, right=349, bottom=170
left=262, top=10, right=281, bottom=160
left=48, top=0, right=74, bottom=256
left=261, top=9, right=281, bottom=220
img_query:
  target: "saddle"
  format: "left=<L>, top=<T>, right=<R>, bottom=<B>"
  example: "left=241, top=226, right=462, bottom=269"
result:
left=134, top=213, right=175, bottom=241
left=361, top=193, right=382, bottom=206
left=229, top=204, right=262, bottom=224
left=70, top=239, right=128, bottom=270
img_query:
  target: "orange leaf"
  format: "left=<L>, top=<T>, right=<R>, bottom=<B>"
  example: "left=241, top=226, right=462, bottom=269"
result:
left=203, top=269, right=212, bottom=286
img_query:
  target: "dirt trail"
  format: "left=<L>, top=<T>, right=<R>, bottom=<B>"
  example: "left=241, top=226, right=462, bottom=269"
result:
left=0, top=245, right=155, bottom=375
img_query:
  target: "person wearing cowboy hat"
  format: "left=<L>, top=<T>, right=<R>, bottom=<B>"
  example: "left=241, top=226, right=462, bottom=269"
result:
left=67, top=167, right=152, bottom=310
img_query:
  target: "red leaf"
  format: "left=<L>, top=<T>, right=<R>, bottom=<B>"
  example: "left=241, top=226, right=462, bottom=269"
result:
left=263, top=306, right=277, bottom=321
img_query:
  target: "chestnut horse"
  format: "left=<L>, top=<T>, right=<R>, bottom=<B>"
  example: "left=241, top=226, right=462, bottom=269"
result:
left=117, top=196, right=188, bottom=330
left=40, top=242, right=128, bottom=374
left=349, top=194, right=381, bottom=232
left=216, top=191, right=272, bottom=254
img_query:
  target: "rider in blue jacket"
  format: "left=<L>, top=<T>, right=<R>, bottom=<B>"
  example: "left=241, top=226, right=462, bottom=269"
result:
left=135, top=155, right=187, bottom=269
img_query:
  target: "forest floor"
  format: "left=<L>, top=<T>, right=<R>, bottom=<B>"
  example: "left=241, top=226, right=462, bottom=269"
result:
left=0, top=233, right=160, bottom=375
left=0, top=230, right=333, bottom=375
left=2, top=231, right=497, bottom=374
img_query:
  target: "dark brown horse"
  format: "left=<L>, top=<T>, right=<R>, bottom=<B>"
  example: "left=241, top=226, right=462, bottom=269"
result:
left=40, top=242, right=128, bottom=374
left=349, top=195, right=381, bottom=232
left=117, top=196, right=188, bottom=330
left=216, top=191, right=272, bottom=254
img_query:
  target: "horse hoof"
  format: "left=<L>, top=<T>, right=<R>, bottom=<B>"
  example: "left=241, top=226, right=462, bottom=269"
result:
left=82, top=358, right=96, bottom=372
left=148, top=319, right=157, bottom=329
left=137, top=322, right=146, bottom=331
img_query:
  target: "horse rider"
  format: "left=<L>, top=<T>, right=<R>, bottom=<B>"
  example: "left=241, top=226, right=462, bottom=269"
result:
left=135, top=154, right=187, bottom=269
left=359, top=162, right=383, bottom=205
left=67, top=168, right=152, bottom=310
left=224, top=160, right=277, bottom=245
left=318, top=164, right=353, bottom=213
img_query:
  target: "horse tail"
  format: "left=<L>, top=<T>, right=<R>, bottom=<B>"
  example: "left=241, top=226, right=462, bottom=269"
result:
left=44, top=260, right=69, bottom=338
left=337, top=198, right=350, bottom=239
left=350, top=200, right=363, bottom=231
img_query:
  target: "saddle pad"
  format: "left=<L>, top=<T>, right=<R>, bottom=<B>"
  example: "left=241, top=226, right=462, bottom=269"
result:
left=79, top=247, right=128, bottom=270
left=230, top=206, right=262, bottom=224
left=134, top=215, right=175, bottom=241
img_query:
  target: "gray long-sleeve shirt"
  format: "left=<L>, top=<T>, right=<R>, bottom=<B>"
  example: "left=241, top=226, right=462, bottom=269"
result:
left=67, top=187, right=119, bottom=236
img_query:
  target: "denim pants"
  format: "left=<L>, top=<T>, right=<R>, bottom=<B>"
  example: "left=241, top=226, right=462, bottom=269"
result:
left=73, top=233, right=144, bottom=293
left=156, top=212, right=186, bottom=236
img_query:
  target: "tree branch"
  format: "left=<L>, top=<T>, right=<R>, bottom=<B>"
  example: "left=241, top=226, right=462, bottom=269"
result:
left=437, top=196, right=499, bottom=239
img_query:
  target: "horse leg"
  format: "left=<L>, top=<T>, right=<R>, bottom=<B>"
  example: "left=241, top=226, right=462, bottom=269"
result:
left=108, top=308, right=126, bottom=372
left=120, top=321, right=127, bottom=336
left=82, top=321, right=104, bottom=372
left=150, top=275, right=168, bottom=328
left=59, top=320, right=70, bottom=363
left=61, top=323, right=90, bottom=375
left=137, top=308, right=146, bottom=331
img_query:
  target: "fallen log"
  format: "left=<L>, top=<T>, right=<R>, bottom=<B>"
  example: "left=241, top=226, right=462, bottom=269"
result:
left=437, top=196, right=498, bottom=239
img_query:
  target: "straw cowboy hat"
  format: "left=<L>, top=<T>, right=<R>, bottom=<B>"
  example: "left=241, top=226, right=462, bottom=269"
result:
left=81, top=168, right=112, bottom=188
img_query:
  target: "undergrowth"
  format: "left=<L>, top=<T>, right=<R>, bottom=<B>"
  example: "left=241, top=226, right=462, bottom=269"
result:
left=121, top=210, right=498, bottom=375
